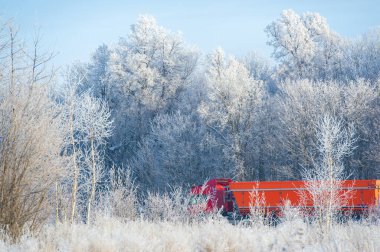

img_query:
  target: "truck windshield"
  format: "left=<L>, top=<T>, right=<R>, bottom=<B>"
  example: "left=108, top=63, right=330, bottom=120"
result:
left=189, top=195, right=208, bottom=205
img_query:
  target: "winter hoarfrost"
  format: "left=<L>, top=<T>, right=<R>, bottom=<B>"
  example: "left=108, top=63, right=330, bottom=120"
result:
left=0, top=8, right=380, bottom=251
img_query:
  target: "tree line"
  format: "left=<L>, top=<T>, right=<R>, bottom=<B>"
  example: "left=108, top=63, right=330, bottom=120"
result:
left=82, top=11, right=379, bottom=188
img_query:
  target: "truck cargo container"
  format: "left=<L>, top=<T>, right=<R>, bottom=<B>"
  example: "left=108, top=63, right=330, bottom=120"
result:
left=190, top=179, right=380, bottom=217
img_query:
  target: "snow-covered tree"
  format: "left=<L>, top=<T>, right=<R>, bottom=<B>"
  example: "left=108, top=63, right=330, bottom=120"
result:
left=133, top=112, right=208, bottom=190
left=275, top=79, right=379, bottom=178
left=77, top=93, right=113, bottom=223
left=59, top=66, right=113, bottom=223
left=86, top=44, right=111, bottom=101
left=59, top=66, right=85, bottom=223
left=100, top=15, right=199, bottom=170
left=199, top=48, right=264, bottom=180
left=110, top=15, right=198, bottom=110
left=302, top=115, right=356, bottom=229
left=266, top=9, right=315, bottom=79
left=345, top=28, right=380, bottom=82
left=266, top=9, right=345, bottom=81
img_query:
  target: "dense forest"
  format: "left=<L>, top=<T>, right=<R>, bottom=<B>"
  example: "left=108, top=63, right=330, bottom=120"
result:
left=1, top=9, right=380, bottom=241
left=80, top=10, right=380, bottom=189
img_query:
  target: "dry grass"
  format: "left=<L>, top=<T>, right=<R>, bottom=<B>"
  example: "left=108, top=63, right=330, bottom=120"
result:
left=0, top=216, right=378, bottom=252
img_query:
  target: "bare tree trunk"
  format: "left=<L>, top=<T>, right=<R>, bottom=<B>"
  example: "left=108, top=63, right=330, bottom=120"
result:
left=87, top=136, right=96, bottom=224
left=55, top=182, right=59, bottom=224
left=9, top=26, right=15, bottom=94
left=70, top=107, right=78, bottom=224
left=327, top=154, right=333, bottom=229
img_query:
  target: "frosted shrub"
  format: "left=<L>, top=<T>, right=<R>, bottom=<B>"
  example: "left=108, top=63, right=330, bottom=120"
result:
left=0, top=56, right=66, bottom=241
left=278, top=200, right=304, bottom=223
left=96, top=168, right=138, bottom=221
left=143, top=186, right=191, bottom=223
left=143, top=185, right=223, bottom=223
left=144, top=191, right=174, bottom=222
left=248, top=185, right=274, bottom=226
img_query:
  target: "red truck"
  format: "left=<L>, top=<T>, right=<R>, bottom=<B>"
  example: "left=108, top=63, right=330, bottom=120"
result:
left=190, top=178, right=380, bottom=218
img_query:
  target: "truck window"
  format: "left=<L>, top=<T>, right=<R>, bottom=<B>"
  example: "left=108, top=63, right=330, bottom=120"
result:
left=189, top=195, right=208, bottom=205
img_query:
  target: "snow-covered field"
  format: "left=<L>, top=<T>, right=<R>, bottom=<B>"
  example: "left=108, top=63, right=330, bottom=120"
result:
left=1, top=217, right=379, bottom=252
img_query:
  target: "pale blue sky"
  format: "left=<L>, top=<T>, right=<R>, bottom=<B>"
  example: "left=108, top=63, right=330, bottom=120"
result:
left=1, top=0, right=379, bottom=67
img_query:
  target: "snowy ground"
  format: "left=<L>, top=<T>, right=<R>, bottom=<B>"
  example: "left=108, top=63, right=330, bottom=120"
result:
left=1, top=216, right=379, bottom=252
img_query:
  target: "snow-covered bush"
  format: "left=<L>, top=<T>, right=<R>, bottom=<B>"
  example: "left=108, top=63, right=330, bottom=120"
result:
left=96, top=167, right=138, bottom=221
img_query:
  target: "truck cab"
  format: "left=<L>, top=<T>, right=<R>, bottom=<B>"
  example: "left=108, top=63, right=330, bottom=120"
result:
left=190, top=178, right=233, bottom=215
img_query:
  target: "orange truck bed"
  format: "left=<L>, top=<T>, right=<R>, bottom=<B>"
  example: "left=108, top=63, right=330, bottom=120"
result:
left=229, top=180, right=380, bottom=216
